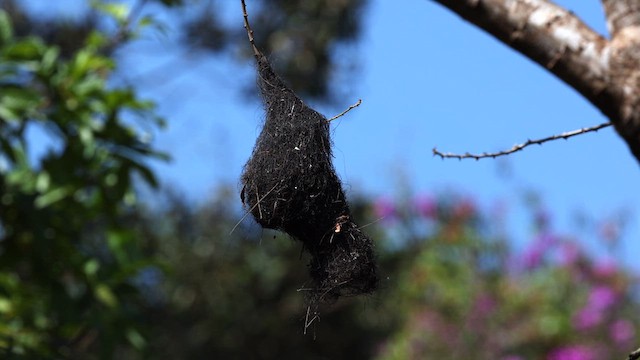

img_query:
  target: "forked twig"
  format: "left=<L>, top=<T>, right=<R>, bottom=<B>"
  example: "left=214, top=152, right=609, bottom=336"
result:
left=328, top=99, right=362, bottom=122
left=433, top=122, right=612, bottom=160
left=303, top=306, right=319, bottom=335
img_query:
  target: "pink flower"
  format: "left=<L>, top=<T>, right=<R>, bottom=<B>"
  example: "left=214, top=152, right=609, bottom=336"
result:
left=588, top=286, right=617, bottom=311
left=521, top=246, right=544, bottom=269
left=573, top=286, right=618, bottom=330
left=520, top=233, right=557, bottom=270
left=547, top=345, right=596, bottom=360
left=373, top=197, right=396, bottom=221
left=593, top=259, right=617, bottom=278
left=414, top=195, right=437, bottom=219
left=475, top=294, right=496, bottom=315
left=610, top=319, right=635, bottom=344
left=558, top=241, right=580, bottom=266
left=573, top=307, right=604, bottom=330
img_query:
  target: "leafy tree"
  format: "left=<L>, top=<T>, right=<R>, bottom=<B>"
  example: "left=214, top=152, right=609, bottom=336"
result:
left=0, top=6, right=164, bottom=357
left=0, top=0, right=371, bottom=357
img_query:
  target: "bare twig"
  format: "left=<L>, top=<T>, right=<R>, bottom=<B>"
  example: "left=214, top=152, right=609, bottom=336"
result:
left=240, top=0, right=261, bottom=58
left=433, top=122, right=612, bottom=160
left=328, top=99, right=362, bottom=122
left=629, top=347, right=640, bottom=360
left=303, top=305, right=319, bottom=335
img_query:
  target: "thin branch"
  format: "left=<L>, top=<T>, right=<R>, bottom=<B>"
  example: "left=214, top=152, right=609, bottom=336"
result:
left=328, top=99, right=362, bottom=122
left=433, top=122, right=612, bottom=160
left=629, top=347, right=640, bottom=360
left=303, top=305, right=319, bottom=335
left=431, top=0, right=640, bottom=164
left=240, top=0, right=261, bottom=58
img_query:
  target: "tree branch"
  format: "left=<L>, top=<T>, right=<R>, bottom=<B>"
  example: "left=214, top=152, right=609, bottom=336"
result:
left=433, top=121, right=611, bottom=160
left=601, top=0, right=640, bottom=37
left=431, top=0, right=640, bottom=164
left=601, top=0, right=640, bottom=164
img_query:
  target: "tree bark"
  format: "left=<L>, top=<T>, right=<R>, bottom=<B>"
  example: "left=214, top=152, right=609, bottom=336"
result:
left=432, top=0, right=640, bottom=165
left=602, top=0, right=640, bottom=164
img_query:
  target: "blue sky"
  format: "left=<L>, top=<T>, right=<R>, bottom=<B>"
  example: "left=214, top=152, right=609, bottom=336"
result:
left=23, top=1, right=640, bottom=264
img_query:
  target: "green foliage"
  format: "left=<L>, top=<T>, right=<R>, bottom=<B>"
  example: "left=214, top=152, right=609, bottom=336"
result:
left=0, top=8, right=164, bottom=358
left=125, top=188, right=394, bottom=360
left=123, top=190, right=639, bottom=360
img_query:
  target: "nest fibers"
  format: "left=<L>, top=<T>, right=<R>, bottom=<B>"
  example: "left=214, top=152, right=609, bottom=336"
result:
left=239, top=16, right=378, bottom=302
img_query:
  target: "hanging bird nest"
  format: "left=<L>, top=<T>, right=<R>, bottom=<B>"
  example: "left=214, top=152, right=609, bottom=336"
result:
left=239, top=0, right=378, bottom=303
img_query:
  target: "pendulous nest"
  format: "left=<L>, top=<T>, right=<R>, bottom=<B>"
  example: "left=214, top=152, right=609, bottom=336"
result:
left=240, top=53, right=378, bottom=302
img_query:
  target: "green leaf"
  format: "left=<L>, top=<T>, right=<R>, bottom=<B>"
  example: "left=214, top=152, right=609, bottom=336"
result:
left=138, top=15, right=156, bottom=29
left=0, top=105, right=18, bottom=121
left=108, top=230, right=134, bottom=263
left=125, top=328, right=146, bottom=350
left=0, top=10, right=13, bottom=45
left=94, top=284, right=118, bottom=308
left=0, top=297, right=12, bottom=314
left=123, top=189, right=136, bottom=206
left=70, top=50, right=91, bottom=78
left=94, top=2, right=130, bottom=24
left=78, top=126, right=94, bottom=147
left=131, top=162, right=158, bottom=188
left=35, top=187, right=71, bottom=208
left=35, top=172, right=50, bottom=193
left=3, top=39, right=44, bottom=61
left=0, top=87, right=41, bottom=114
left=73, top=76, right=105, bottom=98
left=40, top=47, right=60, bottom=75
left=83, top=259, right=100, bottom=277
left=85, top=31, right=108, bottom=49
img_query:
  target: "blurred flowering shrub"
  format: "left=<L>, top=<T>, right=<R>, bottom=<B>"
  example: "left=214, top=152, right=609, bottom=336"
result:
left=372, top=194, right=638, bottom=360
left=114, top=188, right=639, bottom=359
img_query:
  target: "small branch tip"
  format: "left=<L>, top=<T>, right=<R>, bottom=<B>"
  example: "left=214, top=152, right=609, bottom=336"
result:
left=328, top=99, right=362, bottom=122
left=433, top=122, right=612, bottom=160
